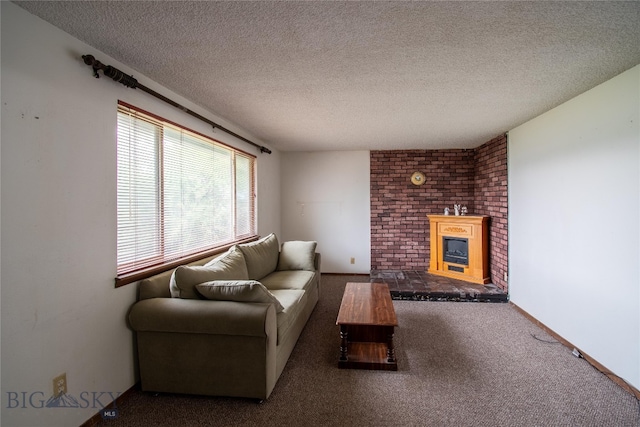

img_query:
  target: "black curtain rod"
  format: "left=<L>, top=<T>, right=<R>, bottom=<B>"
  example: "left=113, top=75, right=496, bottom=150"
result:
left=82, top=54, right=271, bottom=154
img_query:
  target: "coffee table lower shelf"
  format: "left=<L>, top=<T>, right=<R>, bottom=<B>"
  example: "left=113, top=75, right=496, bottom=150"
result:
left=338, top=342, right=398, bottom=371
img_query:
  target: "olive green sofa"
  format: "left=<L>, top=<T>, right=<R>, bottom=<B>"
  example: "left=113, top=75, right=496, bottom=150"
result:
left=128, top=234, right=320, bottom=400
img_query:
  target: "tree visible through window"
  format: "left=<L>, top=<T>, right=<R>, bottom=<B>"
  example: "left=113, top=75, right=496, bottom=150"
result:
left=116, top=102, right=256, bottom=279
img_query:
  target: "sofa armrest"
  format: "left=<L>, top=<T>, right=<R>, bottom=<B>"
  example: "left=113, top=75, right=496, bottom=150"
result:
left=314, top=252, right=321, bottom=272
left=129, top=298, right=276, bottom=337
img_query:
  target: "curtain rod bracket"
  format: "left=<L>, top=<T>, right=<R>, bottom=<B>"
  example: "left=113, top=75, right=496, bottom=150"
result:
left=81, top=54, right=271, bottom=155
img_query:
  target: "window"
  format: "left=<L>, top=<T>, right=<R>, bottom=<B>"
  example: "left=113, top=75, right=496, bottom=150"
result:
left=116, top=102, right=256, bottom=284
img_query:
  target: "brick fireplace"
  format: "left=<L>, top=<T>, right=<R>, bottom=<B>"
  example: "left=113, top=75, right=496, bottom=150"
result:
left=370, top=134, right=508, bottom=291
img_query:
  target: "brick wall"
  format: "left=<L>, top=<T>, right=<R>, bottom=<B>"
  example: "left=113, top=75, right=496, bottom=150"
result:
left=370, top=149, right=476, bottom=271
left=370, top=135, right=508, bottom=291
left=474, top=134, right=508, bottom=291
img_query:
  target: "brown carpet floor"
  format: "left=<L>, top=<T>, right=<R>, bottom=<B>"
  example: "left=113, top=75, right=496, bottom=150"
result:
left=100, top=275, right=639, bottom=426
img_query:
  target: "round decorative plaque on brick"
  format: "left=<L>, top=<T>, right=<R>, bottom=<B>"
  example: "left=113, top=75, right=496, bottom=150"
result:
left=410, top=171, right=426, bottom=186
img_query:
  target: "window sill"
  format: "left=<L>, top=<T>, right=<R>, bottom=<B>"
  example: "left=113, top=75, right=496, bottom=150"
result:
left=114, top=235, right=259, bottom=288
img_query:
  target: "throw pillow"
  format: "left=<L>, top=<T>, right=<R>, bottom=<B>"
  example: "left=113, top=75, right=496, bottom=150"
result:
left=170, top=251, right=232, bottom=298
left=237, top=233, right=279, bottom=280
left=171, top=246, right=249, bottom=299
left=195, top=280, right=285, bottom=313
left=277, top=241, right=317, bottom=271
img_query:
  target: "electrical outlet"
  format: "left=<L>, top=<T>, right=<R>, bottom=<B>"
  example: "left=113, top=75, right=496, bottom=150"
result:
left=53, top=373, right=67, bottom=397
left=503, top=272, right=508, bottom=282
left=350, top=257, right=355, bottom=264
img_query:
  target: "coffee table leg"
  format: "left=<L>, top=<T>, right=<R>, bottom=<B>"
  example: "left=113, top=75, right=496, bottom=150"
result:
left=386, top=331, right=396, bottom=363
left=339, top=325, right=348, bottom=361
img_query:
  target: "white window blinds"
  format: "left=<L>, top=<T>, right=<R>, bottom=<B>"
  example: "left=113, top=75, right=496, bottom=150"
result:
left=116, top=103, right=256, bottom=276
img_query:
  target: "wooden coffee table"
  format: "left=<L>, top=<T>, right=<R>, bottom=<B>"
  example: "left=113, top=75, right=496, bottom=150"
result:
left=336, top=282, right=398, bottom=370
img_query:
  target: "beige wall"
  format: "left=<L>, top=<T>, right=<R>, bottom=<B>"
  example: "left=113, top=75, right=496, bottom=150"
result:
left=509, top=64, right=640, bottom=390
left=280, top=151, right=371, bottom=273
left=0, top=3, right=280, bottom=426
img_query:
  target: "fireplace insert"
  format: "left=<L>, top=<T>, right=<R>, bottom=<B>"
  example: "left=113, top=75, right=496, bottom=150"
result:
left=443, top=237, right=469, bottom=266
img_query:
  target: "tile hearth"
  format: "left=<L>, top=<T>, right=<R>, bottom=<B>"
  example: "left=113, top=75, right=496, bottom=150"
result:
left=370, top=270, right=508, bottom=302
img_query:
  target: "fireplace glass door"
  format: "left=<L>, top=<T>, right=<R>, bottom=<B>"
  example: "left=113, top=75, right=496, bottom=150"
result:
left=443, top=237, right=469, bottom=266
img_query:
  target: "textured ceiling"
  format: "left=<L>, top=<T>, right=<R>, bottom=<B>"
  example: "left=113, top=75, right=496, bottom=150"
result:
left=14, top=1, right=640, bottom=152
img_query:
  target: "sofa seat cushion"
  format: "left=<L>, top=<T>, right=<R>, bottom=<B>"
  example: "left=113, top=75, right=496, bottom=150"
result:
left=170, top=246, right=249, bottom=299
left=260, top=270, right=316, bottom=291
left=237, top=233, right=280, bottom=280
left=271, top=289, right=306, bottom=345
left=195, top=280, right=284, bottom=313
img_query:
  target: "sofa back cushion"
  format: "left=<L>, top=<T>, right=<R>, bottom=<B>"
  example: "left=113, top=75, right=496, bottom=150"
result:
left=277, top=241, right=317, bottom=271
left=170, top=246, right=249, bottom=299
left=195, top=280, right=284, bottom=313
left=139, top=254, right=218, bottom=300
left=236, top=233, right=279, bottom=280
